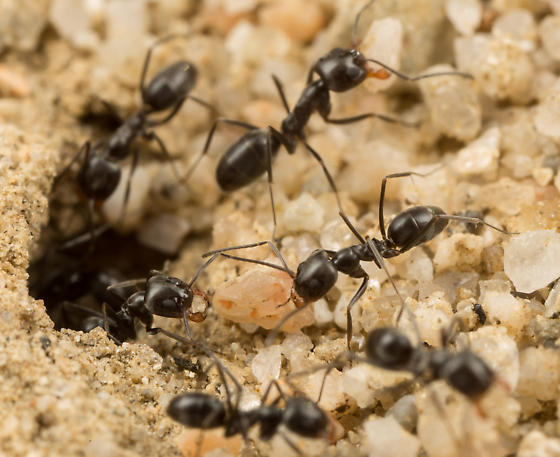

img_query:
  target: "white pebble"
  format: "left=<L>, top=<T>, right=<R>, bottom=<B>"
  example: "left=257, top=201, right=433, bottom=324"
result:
left=418, top=64, right=481, bottom=141
left=445, top=0, right=482, bottom=35
left=517, top=346, right=560, bottom=401
left=504, top=230, right=560, bottom=293
left=101, top=163, right=158, bottom=228
left=49, top=0, right=100, bottom=50
left=539, top=16, right=560, bottom=61
left=479, top=279, right=530, bottom=336
left=453, top=127, right=500, bottom=178
left=518, top=430, right=560, bottom=457
left=137, top=213, right=190, bottom=254
left=492, top=8, right=537, bottom=52
left=544, top=279, right=560, bottom=317
left=281, top=193, right=325, bottom=233
left=251, top=345, right=282, bottom=386
left=469, top=325, right=520, bottom=390
left=361, top=18, right=403, bottom=92
left=433, top=233, right=484, bottom=272
left=535, top=80, right=560, bottom=139
left=362, top=416, right=420, bottom=457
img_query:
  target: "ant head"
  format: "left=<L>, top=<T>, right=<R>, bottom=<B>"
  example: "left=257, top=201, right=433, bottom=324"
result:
left=167, top=392, right=226, bottom=429
left=439, top=351, right=494, bottom=398
left=78, top=152, right=121, bottom=200
left=283, top=397, right=328, bottom=438
left=144, top=274, right=195, bottom=318
left=314, top=48, right=369, bottom=92
left=143, top=61, right=198, bottom=112
left=366, top=327, right=414, bottom=370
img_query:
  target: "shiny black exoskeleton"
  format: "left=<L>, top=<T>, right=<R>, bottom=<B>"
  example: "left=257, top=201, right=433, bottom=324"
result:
left=204, top=170, right=511, bottom=349
left=62, top=35, right=207, bottom=240
left=365, top=327, right=494, bottom=398
left=107, top=270, right=209, bottom=341
left=185, top=2, right=472, bottom=239
left=167, top=385, right=329, bottom=451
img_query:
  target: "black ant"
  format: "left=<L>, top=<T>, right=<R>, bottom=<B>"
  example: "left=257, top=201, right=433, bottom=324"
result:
left=202, top=170, right=512, bottom=349
left=101, top=253, right=222, bottom=345
left=167, top=359, right=331, bottom=456
left=183, top=1, right=472, bottom=237
left=61, top=33, right=214, bottom=243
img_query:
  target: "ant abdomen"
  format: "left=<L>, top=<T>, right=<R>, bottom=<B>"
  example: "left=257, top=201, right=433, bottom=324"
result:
left=167, top=393, right=226, bottom=429
left=387, top=205, right=448, bottom=250
left=143, top=61, right=198, bottom=112
left=436, top=351, right=494, bottom=398
left=294, top=251, right=338, bottom=302
left=216, top=130, right=281, bottom=191
left=365, top=328, right=414, bottom=370
left=77, top=154, right=121, bottom=200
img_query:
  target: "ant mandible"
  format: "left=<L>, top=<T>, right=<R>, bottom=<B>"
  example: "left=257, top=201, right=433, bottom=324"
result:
left=203, top=169, right=512, bottom=349
left=183, top=0, right=472, bottom=237
left=61, top=33, right=214, bottom=242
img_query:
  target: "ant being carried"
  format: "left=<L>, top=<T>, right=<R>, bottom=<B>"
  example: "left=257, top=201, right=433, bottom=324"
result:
left=202, top=170, right=513, bottom=349
left=167, top=356, right=333, bottom=456
left=183, top=0, right=472, bottom=237
left=60, top=33, right=214, bottom=245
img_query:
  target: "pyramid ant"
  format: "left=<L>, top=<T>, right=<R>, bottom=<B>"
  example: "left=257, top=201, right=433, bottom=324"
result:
left=61, top=33, right=214, bottom=244
left=167, top=359, right=331, bottom=456
left=183, top=1, right=472, bottom=237
left=203, top=170, right=511, bottom=349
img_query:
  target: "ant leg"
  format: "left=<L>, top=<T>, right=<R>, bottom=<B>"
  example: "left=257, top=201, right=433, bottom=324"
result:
left=182, top=117, right=258, bottom=183
left=203, top=240, right=295, bottom=277
left=146, top=96, right=187, bottom=127
left=260, top=379, right=289, bottom=405
left=365, top=58, right=473, bottom=81
left=58, top=223, right=110, bottom=251
left=264, top=300, right=309, bottom=346
left=186, top=95, right=218, bottom=112
left=266, top=127, right=282, bottom=240
left=338, top=210, right=366, bottom=244
left=57, top=141, right=90, bottom=181
left=325, top=112, right=418, bottom=128
left=427, top=386, right=462, bottom=452
left=302, top=141, right=343, bottom=210
left=279, top=432, right=304, bottom=456
left=118, top=148, right=139, bottom=224
left=107, top=277, right=146, bottom=291
left=218, top=252, right=294, bottom=277
left=379, top=169, right=442, bottom=240
left=436, top=214, right=517, bottom=235
left=271, top=74, right=291, bottom=114
left=365, top=236, right=422, bottom=344
left=139, top=33, right=190, bottom=96
left=441, top=315, right=468, bottom=348
left=346, top=275, right=369, bottom=350
left=188, top=253, right=221, bottom=287
left=143, top=130, right=182, bottom=181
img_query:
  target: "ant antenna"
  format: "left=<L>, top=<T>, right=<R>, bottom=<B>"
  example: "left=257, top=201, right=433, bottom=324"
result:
left=364, top=236, right=421, bottom=342
left=366, top=58, right=473, bottom=81
left=378, top=167, right=442, bottom=240
left=352, top=0, right=376, bottom=48
left=203, top=241, right=295, bottom=278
